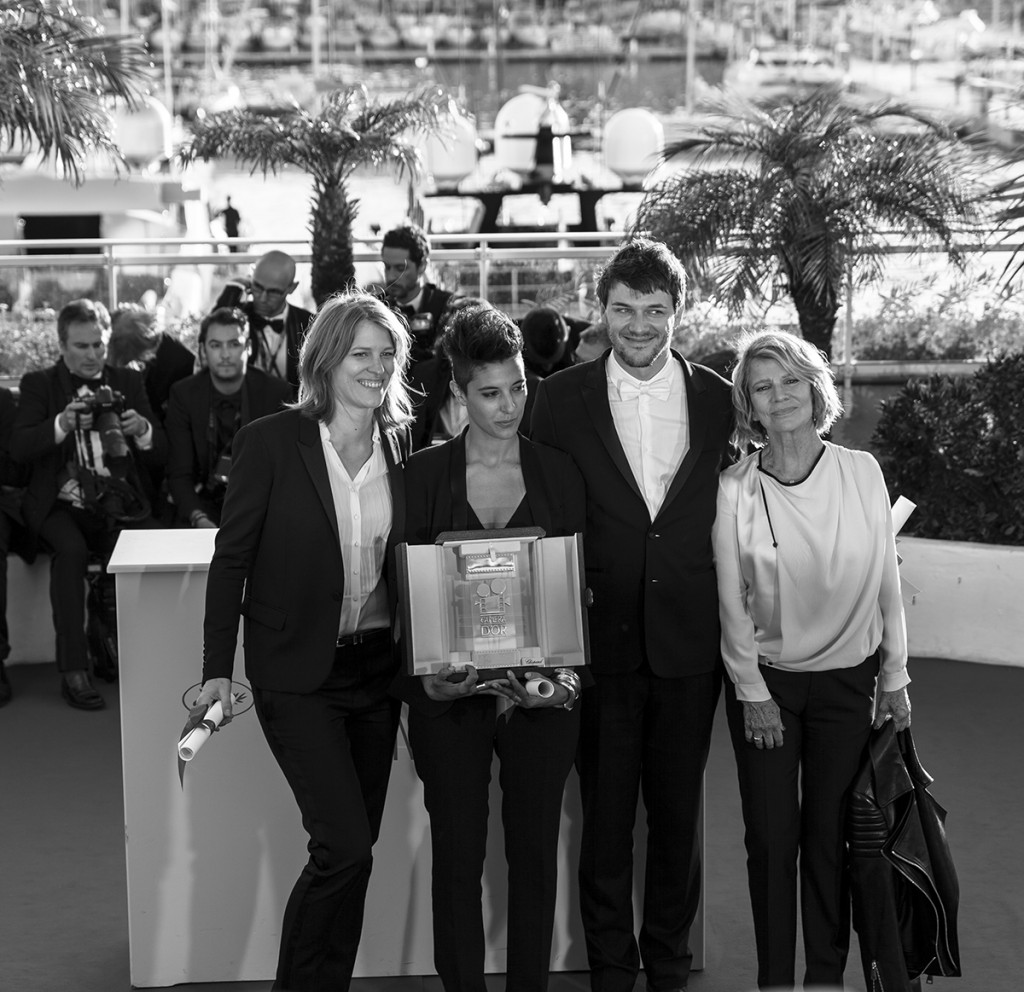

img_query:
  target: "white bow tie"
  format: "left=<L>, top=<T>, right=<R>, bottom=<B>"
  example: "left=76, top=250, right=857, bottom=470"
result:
left=617, top=375, right=671, bottom=401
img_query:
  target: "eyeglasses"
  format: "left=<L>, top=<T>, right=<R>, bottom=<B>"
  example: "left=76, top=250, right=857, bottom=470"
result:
left=251, top=279, right=288, bottom=301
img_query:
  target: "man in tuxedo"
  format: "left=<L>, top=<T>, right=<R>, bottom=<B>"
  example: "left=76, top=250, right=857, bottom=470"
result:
left=166, top=307, right=292, bottom=527
left=380, top=223, right=454, bottom=364
left=214, top=249, right=314, bottom=398
left=530, top=239, right=734, bottom=992
left=11, top=299, right=165, bottom=710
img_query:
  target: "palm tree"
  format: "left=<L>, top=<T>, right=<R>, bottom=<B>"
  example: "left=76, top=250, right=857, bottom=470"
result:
left=633, top=90, right=985, bottom=358
left=0, top=0, right=151, bottom=183
left=179, top=85, right=456, bottom=306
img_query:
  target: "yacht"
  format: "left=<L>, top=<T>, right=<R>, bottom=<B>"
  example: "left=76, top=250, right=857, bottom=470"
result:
left=723, top=46, right=849, bottom=102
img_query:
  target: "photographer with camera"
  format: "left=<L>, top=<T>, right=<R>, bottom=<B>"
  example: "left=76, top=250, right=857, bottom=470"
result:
left=165, top=307, right=292, bottom=528
left=379, top=224, right=456, bottom=365
left=214, top=250, right=314, bottom=399
left=10, top=299, right=166, bottom=710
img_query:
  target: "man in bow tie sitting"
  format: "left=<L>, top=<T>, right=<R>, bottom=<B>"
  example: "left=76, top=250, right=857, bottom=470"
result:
left=379, top=223, right=456, bottom=365
left=10, top=300, right=167, bottom=710
left=165, top=307, right=292, bottom=528
left=214, top=250, right=314, bottom=399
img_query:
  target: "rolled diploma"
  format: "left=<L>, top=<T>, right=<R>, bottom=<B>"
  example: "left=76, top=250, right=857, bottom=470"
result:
left=891, top=495, right=917, bottom=536
left=178, top=700, right=227, bottom=762
left=525, top=676, right=555, bottom=699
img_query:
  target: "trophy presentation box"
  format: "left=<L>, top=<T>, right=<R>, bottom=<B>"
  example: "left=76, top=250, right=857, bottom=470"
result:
left=397, top=527, right=590, bottom=677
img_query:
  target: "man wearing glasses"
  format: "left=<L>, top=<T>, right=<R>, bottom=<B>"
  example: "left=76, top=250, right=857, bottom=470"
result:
left=214, top=250, right=314, bottom=398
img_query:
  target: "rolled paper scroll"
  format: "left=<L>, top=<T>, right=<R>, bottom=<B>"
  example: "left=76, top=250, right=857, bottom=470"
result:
left=525, top=676, right=555, bottom=699
left=177, top=699, right=228, bottom=762
left=891, top=495, right=917, bottom=536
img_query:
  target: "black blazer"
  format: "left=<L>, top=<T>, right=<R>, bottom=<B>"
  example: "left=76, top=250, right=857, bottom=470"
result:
left=203, top=409, right=408, bottom=694
left=393, top=430, right=586, bottom=715
left=405, top=282, right=455, bottom=365
left=164, top=367, right=293, bottom=522
left=214, top=286, right=314, bottom=396
left=10, top=362, right=166, bottom=537
left=530, top=349, right=734, bottom=679
left=145, top=334, right=196, bottom=425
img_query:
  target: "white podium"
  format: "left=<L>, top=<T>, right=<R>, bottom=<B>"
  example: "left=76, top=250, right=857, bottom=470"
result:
left=108, top=529, right=703, bottom=987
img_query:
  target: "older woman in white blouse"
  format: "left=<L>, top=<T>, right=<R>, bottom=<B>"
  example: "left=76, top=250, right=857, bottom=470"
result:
left=712, top=331, right=912, bottom=992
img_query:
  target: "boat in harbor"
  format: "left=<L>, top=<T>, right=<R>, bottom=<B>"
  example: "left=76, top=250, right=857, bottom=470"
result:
left=414, top=89, right=665, bottom=241
left=723, top=46, right=849, bottom=102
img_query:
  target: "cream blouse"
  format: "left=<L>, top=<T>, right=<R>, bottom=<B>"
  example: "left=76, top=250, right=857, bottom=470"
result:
left=712, top=442, right=910, bottom=703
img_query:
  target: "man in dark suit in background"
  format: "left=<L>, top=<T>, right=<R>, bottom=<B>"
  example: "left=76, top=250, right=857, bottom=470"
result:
left=380, top=223, right=454, bottom=364
left=11, top=299, right=166, bottom=710
left=166, top=307, right=292, bottom=528
left=530, top=239, right=734, bottom=992
left=214, top=249, right=314, bottom=398
left=0, top=386, right=32, bottom=706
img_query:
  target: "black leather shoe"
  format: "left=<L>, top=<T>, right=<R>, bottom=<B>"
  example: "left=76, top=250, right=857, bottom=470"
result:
left=0, top=660, right=11, bottom=707
left=61, top=671, right=105, bottom=711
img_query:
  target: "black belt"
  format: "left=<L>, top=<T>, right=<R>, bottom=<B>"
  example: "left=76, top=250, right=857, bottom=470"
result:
left=336, top=628, right=390, bottom=649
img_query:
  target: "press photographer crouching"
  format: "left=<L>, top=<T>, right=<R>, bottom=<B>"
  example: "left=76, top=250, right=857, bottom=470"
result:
left=10, top=299, right=167, bottom=710
left=165, top=307, right=292, bottom=528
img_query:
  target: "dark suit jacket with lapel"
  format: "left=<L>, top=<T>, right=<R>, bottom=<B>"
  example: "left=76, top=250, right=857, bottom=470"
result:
left=202, top=408, right=408, bottom=695
left=10, top=362, right=166, bottom=538
left=405, top=283, right=455, bottom=365
left=214, top=284, right=314, bottom=396
left=165, top=367, right=293, bottom=522
left=392, top=429, right=586, bottom=715
left=144, top=334, right=196, bottom=425
left=530, top=349, right=734, bottom=679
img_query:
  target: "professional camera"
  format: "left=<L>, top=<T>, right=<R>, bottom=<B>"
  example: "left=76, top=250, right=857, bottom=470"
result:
left=79, top=385, right=129, bottom=463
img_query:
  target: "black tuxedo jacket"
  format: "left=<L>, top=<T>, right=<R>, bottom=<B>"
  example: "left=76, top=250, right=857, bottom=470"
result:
left=10, top=362, right=166, bottom=537
left=530, top=349, right=734, bottom=678
left=214, top=285, right=314, bottom=396
left=165, top=367, right=293, bottom=521
left=403, top=282, right=455, bottom=365
left=145, top=334, right=196, bottom=425
left=203, top=409, right=409, bottom=694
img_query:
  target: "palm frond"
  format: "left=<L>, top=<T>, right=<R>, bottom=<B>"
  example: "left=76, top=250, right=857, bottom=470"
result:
left=0, top=0, right=151, bottom=183
left=637, top=88, right=988, bottom=354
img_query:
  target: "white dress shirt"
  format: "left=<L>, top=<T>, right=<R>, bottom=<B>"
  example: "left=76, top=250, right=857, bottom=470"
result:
left=606, top=352, right=688, bottom=520
left=256, top=304, right=291, bottom=380
left=319, top=421, right=393, bottom=635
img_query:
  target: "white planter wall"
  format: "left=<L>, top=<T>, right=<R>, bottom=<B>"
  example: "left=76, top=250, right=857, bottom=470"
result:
left=899, top=537, right=1024, bottom=668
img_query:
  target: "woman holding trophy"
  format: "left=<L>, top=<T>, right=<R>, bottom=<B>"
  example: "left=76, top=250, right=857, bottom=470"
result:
left=396, top=303, right=586, bottom=992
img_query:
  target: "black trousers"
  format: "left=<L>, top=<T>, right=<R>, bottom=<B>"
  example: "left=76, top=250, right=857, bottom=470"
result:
left=0, top=510, right=11, bottom=661
left=37, top=505, right=121, bottom=673
left=408, top=694, right=580, bottom=992
left=577, top=668, right=722, bottom=992
left=725, top=653, right=880, bottom=991
left=254, top=640, right=400, bottom=992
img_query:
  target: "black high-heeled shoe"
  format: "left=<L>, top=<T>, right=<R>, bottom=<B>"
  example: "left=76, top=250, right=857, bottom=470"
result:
left=0, top=660, right=11, bottom=707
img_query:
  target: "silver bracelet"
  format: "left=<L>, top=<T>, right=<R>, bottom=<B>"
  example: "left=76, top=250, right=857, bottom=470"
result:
left=554, top=668, right=581, bottom=711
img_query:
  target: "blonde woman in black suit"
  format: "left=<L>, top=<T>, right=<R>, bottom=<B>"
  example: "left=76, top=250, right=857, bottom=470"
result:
left=193, top=291, right=413, bottom=992
left=396, top=305, right=586, bottom=992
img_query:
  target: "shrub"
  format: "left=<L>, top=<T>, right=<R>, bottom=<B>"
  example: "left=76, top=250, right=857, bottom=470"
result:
left=873, top=353, right=1024, bottom=545
left=851, top=276, right=1024, bottom=361
left=0, top=308, right=61, bottom=376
